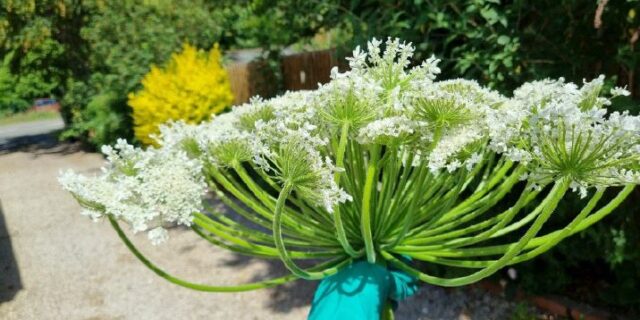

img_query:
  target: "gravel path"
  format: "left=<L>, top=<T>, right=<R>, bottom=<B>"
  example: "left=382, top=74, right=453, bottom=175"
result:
left=0, top=135, right=526, bottom=319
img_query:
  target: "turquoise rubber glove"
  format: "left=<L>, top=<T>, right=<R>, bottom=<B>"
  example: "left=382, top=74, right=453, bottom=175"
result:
left=307, top=259, right=419, bottom=320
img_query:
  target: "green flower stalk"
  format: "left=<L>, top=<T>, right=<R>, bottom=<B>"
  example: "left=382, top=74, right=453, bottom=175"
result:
left=59, top=38, right=639, bottom=294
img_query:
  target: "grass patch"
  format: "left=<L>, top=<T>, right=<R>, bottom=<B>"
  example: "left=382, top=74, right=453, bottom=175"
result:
left=0, top=110, right=61, bottom=126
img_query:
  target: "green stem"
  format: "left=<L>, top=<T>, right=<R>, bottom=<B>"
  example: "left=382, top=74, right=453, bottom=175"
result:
left=333, top=123, right=361, bottom=257
left=382, top=178, right=570, bottom=287
left=193, top=213, right=341, bottom=258
left=109, top=215, right=297, bottom=292
left=273, top=183, right=352, bottom=279
left=408, top=185, right=635, bottom=259
left=384, top=165, right=428, bottom=249
left=233, top=165, right=335, bottom=237
left=361, top=146, right=381, bottom=263
left=400, top=188, right=606, bottom=268
left=437, top=160, right=515, bottom=222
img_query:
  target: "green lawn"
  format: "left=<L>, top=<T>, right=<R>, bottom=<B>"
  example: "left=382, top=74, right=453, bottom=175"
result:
left=0, top=110, right=61, bottom=126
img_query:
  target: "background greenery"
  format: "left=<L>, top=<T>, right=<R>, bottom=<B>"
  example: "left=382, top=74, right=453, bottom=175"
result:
left=1, top=0, right=638, bottom=315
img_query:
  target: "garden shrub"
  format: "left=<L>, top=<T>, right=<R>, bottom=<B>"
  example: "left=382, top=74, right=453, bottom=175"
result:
left=128, top=44, right=233, bottom=145
left=61, top=92, right=133, bottom=148
left=0, top=0, right=83, bottom=116
left=0, top=51, right=29, bottom=116
left=340, top=0, right=639, bottom=96
left=61, top=0, right=225, bottom=147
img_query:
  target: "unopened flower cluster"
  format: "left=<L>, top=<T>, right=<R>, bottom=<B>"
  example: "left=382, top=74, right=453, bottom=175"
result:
left=60, top=38, right=639, bottom=243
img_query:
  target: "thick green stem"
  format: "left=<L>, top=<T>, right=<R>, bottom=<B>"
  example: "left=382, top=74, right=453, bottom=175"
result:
left=384, top=165, right=428, bottom=249
left=233, top=165, right=335, bottom=237
left=406, top=185, right=635, bottom=259
left=361, top=146, right=380, bottom=263
left=401, top=188, right=605, bottom=268
left=193, top=213, right=342, bottom=258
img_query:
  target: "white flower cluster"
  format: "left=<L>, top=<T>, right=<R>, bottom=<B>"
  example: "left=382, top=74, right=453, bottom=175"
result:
left=357, top=116, right=417, bottom=145
left=253, top=110, right=353, bottom=212
left=345, top=37, right=441, bottom=91
left=489, top=77, right=640, bottom=194
left=59, top=139, right=207, bottom=244
left=428, top=127, right=484, bottom=173
left=610, top=86, right=631, bottom=97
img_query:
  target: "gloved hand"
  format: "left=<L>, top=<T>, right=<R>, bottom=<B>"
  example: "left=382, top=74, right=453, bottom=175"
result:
left=307, top=258, right=419, bottom=320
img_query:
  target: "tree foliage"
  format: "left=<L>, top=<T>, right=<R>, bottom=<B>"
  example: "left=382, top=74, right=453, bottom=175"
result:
left=0, top=0, right=86, bottom=114
left=339, top=0, right=640, bottom=97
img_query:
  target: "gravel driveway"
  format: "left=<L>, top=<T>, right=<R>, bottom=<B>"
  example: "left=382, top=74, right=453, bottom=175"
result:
left=0, top=118, right=64, bottom=150
left=0, top=127, right=525, bottom=319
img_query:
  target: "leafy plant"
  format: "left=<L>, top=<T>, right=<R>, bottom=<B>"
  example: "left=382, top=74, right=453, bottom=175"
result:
left=61, top=0, right=225, bottom=147
left=0, top=0, right=86, bottom=107
left=60, top=92, right=132, bottom=147
left=0, top=51, right=29, bottom=116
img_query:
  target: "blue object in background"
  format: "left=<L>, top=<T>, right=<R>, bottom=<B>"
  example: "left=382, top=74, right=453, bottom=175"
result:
left=308, top=260, right=419, bottom=320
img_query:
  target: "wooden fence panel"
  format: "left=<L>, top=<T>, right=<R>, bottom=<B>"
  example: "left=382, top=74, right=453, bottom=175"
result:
left=226, top=60, right=278, bottom=105
left=281, top=49, right=338, bottom=91
left=226, top=48, right=340, bottom=105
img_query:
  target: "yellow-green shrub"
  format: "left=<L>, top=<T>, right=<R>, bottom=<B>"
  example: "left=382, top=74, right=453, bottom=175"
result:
left=129, top=43, right=233, bottom=145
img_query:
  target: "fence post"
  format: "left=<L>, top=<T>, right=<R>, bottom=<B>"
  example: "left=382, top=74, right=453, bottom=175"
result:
left=225, top=49, right=278, bottom=105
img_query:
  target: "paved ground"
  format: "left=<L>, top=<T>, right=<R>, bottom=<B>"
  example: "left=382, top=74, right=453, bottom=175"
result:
left=0, top=122, right=526, bottom=320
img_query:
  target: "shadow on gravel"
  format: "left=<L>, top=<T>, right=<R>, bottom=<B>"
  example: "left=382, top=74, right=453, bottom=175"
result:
left=0, top=130, right=85, bottom=157
left=0, top=200, right=22, bottom=303
left=203, top=197, right=318, bottom=314
left=222, top=253, right=318, bottom=314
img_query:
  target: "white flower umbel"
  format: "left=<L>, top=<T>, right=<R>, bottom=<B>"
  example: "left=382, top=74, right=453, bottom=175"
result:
left=59, top=140, right=207, bottom=244
left=494, top=77, right=640, bottom=194
left=610, top=86, right=631, bottom=97
left=428, top=126, right=484, bottom=173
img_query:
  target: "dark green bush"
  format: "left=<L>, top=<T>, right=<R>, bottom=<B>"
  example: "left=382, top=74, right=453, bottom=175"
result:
left=0, top=0, right=80, bottom=115
left=340, top=0, right=639, bottom=97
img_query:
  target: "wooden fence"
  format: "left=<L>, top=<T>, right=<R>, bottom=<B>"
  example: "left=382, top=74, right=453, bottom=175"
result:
left=225, top=48, right=339, bottom=105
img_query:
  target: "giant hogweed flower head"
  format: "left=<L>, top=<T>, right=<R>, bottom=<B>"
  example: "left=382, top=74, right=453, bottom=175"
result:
left=60, top=38, right=639, bottom=292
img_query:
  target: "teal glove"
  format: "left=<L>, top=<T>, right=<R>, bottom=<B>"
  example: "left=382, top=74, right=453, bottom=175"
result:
left=307, top=260, right=419, bottom=320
